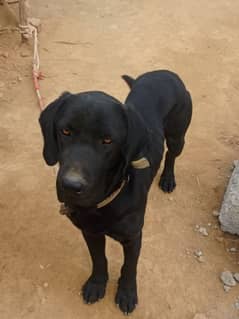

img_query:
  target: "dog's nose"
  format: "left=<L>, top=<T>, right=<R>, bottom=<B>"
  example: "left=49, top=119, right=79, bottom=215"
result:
left=62, top=178, right=83, bottom=193
left=62, top=172, right=86, bottom=193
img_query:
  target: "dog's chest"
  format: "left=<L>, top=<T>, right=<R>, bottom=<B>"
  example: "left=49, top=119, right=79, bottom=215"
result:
left=66, top=203, right=143, bottom=240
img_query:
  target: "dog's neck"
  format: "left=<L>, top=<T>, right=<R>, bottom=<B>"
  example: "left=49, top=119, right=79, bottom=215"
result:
left=96, top=157, right=150, bottom=209
left=58, top=156, right=150, bottom=214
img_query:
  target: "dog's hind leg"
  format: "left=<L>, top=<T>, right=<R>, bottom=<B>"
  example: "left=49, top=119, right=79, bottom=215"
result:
left=159, top=92, right=192, bottom=192
left=159, top=136, right=185, bottom=192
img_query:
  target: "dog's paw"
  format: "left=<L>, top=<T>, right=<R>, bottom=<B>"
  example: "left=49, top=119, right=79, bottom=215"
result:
left=115, top=286, right=138, bottom=315
left=82, top=276, right=107, bottom=304
left=159, top=174, right=176, bottom=193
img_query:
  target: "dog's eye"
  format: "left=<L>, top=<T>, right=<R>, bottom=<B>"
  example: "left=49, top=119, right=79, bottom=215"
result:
left=62, top=128, right=71, bottom=136
left=102, top=138, right=112, bottom=144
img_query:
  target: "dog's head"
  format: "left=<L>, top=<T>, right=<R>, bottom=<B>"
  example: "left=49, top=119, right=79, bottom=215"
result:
left=39, top=91, right=149, bottom=207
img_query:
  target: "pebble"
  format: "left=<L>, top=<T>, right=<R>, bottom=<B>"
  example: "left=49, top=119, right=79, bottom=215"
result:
left=235, top=302, right=239, bottom=310
left=198, top=227, right=208, bottom=236
left=212, top=210, right=220, bottom=217
left=43, top=282, right=49, bottom=288
left=224, top=285, right=231, bottom=292
left=207, top=223, right=212, bottom=227
left=17, top=76, right=23, bottom=82
left=194, top=249, right=203, bottom=257
left=234, top=273, right=239, bottom=282
left=220, top=271, right=237, bottom=287
left=229, top=247, right=237, bottom=253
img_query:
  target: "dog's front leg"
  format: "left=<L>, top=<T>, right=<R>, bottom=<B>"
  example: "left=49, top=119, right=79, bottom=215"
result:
left=116, top=231, right=142, bottom=314
left=81, top=231, right=108, bottom=304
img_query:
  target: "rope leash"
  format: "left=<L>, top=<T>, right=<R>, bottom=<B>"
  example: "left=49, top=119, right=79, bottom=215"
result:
left=17, top=22, right=45, bottom=111
left=31, top=25, right=45, bottom=111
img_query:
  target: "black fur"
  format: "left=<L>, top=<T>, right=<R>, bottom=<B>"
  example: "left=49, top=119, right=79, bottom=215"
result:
left=122, top=74, right=135, bottom=89
left=39, top=70, right=192, bottom=314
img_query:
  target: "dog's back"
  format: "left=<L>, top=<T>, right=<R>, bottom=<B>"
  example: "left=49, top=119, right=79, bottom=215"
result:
left=122, top=70, right=191, bottom=128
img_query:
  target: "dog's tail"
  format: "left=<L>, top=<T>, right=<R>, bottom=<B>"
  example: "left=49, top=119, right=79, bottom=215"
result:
left=121, top=74, right=135, bottom=89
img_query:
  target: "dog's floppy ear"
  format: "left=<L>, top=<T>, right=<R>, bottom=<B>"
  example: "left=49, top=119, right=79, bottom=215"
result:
left=122, top=103, right=150, bottom=169
left=39, top=92, right=71, bottom=166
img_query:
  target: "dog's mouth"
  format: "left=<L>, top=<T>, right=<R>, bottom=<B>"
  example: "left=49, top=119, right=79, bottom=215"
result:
left=56, top=181, right=107, bottom=208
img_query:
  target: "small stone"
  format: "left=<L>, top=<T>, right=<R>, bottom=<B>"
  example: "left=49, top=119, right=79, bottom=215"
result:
left=17, top=76, right=23, bottom=82
left=212, top=210, right=220, bottom=217
left=234, top=273, right=239, bottom=282
left=235, top=302, right=239, bottom=310
left=193, top=314, right=208, bottom=319
left=224, top=285, right=231, bottom=292
left=198, top=227, right=208, bottom=236
left=168, top=197, right=173, bottom=201
left=194, top=249, right=203, bottom=257
left=229, top=247, right=237, bottom=253
left=207, top=223, right=212, bottom=227
left=43, top=282, right=49, bottom=288
left=39, top=264, right=44, bottom=270
left=220, top=271, right=237, bottom=287
left=195, top=224, right=200, bottom=230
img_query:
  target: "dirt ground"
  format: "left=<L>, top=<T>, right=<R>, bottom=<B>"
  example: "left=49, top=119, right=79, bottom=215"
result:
left=1, top=1, right=239, bottom=318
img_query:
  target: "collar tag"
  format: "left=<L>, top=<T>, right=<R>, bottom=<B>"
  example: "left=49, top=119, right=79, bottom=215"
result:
left=131, top=157, right=150, bottom=169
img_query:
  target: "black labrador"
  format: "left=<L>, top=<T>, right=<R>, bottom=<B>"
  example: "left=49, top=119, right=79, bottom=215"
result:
left=39, top=70, right=192, bottom=315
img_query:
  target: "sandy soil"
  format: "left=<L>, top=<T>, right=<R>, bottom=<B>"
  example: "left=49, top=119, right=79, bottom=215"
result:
left=0, top=1, right=239, bottom=318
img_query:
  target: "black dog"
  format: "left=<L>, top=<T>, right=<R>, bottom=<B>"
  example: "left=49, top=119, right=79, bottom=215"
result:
left=39, top=70, right=192, bottom=314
